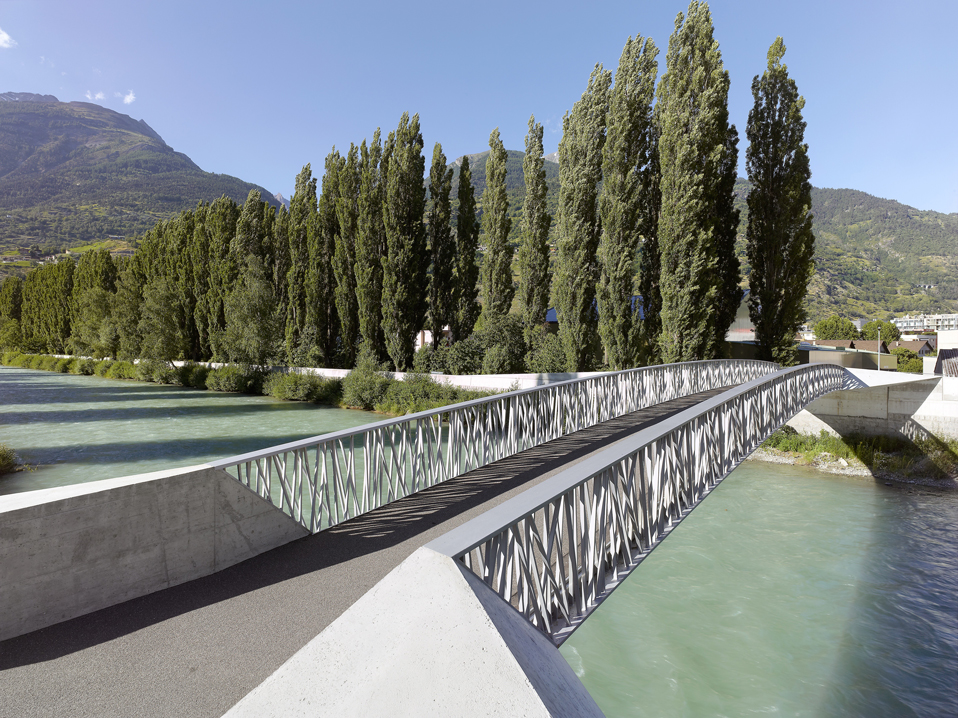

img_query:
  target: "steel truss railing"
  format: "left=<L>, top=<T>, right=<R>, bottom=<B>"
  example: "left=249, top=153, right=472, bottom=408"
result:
left=210, top=360, right=775, bottom=533
left=427, top=364, right=864, bottom=646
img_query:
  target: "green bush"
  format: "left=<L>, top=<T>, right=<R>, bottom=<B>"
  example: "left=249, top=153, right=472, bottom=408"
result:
left=477, top=314, right=526, bottom=374
left=135, top=359, right=165, bottom=382
left=1, top=350, right=24, bottom=365
left=413, top=345, right=435, bottom=374
left=105, top=361, right=137, bottom=380
left=0, top=443, right=20, bottom=475
left=177, top=362, right=210, bottom=389
left=206, top=364, right=265, bottom=394
left=37, top=355, right=59, bottom=371
left=71, top=358, right=96, bottom=375
left=374, top=373, right=494, bottom=416
left=26, top=354, right=44, bottom=370
left=525, top=329, right=567, bottom=373
left=482, top=344, right=512, bottom=374
left=54, top=357, right=72, bottom=372
left=93, top=360, right=114, bottom=377
left=342, top=346, right=391, bottom=410
left=151, top=363, right=179, bottom=385
left=445, top=336, right=484, bottom=375
left=264, top=371, right=341, bottom=404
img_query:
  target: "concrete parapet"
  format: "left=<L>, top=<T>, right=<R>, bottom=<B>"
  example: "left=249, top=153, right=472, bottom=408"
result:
left=225, top=547, right=603, bottom=717
left=0, top=465, right=308, bottom=641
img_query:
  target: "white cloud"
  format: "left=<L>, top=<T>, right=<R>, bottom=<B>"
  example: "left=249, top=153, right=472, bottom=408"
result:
left=0, top=27, right=17, bottom=49
left=85, top=91, right=105, bottom=101
left=122, top=90, right=135, bottom=104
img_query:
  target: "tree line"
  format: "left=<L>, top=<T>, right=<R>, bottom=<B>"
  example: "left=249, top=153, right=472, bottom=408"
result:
left=0, top=2, right=814, bottom=370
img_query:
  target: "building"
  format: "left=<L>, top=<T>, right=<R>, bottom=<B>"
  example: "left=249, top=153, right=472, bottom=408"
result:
left=893, top=313, right=958, bottom=333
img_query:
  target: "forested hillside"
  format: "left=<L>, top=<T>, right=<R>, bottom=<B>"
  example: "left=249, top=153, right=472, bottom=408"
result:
left=0, top=94, right=277, bottom=259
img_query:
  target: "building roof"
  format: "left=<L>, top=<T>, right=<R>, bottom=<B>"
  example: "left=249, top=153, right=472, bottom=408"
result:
left=854, top=340, right=889, bottom=354
left=892, top=341, right=932, bottom=353
left=811, top=340, right=857, bottom=349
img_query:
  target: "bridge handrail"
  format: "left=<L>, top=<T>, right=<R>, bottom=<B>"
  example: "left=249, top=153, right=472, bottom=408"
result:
left=427, top=363, right=863, bottom=645
left=210, top=360, right=777, bottom=533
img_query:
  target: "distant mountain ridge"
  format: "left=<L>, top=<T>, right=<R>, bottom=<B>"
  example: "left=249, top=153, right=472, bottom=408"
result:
left=0, top=93, right=277, bottom=253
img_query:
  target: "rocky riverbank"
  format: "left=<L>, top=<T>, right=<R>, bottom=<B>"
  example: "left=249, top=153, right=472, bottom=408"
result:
left=747, top=446, right=958, bottom=490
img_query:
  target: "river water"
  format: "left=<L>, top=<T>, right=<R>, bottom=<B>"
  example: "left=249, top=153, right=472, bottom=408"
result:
left=2, top=366, right=956, bottom=716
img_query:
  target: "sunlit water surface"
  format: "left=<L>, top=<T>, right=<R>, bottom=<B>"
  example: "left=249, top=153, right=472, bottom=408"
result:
left=2, top=367, right=956, bottom=716
left=0, top=366, right=378, bottom=495
left=561, top=462, right=958, bottom=718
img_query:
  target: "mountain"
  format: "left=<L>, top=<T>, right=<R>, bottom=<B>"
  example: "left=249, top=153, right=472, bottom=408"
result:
left=732, top=178, right=958, bottom=322
left=0, top=93, right=277, bottom=255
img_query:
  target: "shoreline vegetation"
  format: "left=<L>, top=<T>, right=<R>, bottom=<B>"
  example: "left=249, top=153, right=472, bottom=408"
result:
left=749, top=427, right=958, bottom=489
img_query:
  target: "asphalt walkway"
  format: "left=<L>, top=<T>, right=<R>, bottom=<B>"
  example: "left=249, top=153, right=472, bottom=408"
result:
left=0, top=386, right=732, bottom=718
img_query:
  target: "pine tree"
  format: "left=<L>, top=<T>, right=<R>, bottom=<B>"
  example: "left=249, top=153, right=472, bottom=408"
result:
left=355, top=131, right=387, bottom=359
left=480, top=128, right=513, bottom=318
left=554, top=64, right=613, bottom=371
left=517, top=116, right=552, bottom=346
left=656, top=1, right=740, bottom=362
left=427, top=142, right=455, bottom=349
left=380, top=112, right=427, bottom=371
left=746, top=37, right=814, bottom=365
left=286, top=165, right=317, bottom=363
left=453, top=155, right=480, bottom=341
left=597, top=36, right=658, bottom=369
left=334, top=144, right=361, bottom=366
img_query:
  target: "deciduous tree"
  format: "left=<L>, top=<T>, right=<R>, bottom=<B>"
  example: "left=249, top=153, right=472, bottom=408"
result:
left=427, top=142, right=455, bottom=349
left=480, top=128, right=513, bottom=318
left=746, top=38, right=814, bottom=365
left=517, top=116, right=552, bottom=346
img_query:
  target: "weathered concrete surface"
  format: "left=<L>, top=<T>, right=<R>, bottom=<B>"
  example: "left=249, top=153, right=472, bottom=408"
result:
left=225, top=547, right=603, bottom=718
left=0, top=465, right=308, bottom=641
left=787, top=371, right=958, bottom=441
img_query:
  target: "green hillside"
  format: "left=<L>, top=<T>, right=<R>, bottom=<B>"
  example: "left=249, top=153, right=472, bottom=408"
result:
left=0, top=93, right=277, bottom=260
left=733, top=178, right=958, bottom=322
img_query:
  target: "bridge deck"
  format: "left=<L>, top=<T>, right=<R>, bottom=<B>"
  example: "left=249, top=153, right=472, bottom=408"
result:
left=0, top=387, right=732, bottom=718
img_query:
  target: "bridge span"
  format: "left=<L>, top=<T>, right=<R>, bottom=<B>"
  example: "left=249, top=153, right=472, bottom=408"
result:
left=0, top=361, right=880, bottom=716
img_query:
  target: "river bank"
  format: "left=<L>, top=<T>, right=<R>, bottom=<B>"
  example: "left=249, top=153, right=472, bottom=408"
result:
left=748, top=432, right=958, bottom=490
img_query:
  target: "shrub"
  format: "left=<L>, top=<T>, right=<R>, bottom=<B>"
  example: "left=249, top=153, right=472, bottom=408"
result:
left=342, top=346, right=391, bottom=410
left=413, top=345, right=435, bottom=374
left=476, top=314, right=526, bottom=374
left=0, top=443, right=20, bottom=474
left=375, top=373, right=457, bottom=415
left=105, top=361, right=137, bottom=380
left=71, top=358, right=96, bottom=375
left=54, top=357, right=72, bottom=373
left=264, top=371, right=341, bottom=404
left=26, top=354, right=44, bottom=370
left=525, top=329, right=567, bottom=373
left=93, top=360, right=115, bottom=377
left=151, top=363, right=179, bottom=385
left=482, top=344, right=512, bottom=374
left=206, top=364, right=265, bottom=394
left=445, top=335, right=484, bottom=375
left=135, top=359, right=166, bottom=382
left=38, top=355, right=59, bottom=371
left=178, top=362, right=210, bottom=389
left=1, top=350, right=24, bottom=365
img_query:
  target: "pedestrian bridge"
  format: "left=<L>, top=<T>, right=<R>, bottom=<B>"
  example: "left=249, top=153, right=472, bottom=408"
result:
left=1, top=360, right=892, bottom=716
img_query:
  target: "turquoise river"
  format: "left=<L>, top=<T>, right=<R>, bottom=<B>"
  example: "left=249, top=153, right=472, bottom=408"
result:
left=2, top=366, right=956, bottom=717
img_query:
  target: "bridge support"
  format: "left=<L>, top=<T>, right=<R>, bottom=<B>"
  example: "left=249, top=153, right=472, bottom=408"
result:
left=225, top=546, right=602, bottom=718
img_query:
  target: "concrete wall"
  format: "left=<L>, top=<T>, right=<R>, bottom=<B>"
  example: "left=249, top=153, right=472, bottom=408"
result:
left=0, top=465, right=308, bottom=641
left=225, top=547, right=602, bottom=717
left=787, top=374, right=958, bottom=441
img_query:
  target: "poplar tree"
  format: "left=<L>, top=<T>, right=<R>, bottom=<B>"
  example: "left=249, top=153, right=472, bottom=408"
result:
left=480, top=128, right=513, bottom=318
left=427, top=142, right=455, bottom=349
left=554, top=64, right=613, bottom=371
left=656, top=1, right=740, bottom=362
left=286, top=165, right=317, bottom=363
left=597, top=36, right=658, bottom=369
left=380, top=112, right=427, bottom=371
left=453, top=155, right=480, bottom=341
left=334, top=144, right=361, bottom=366
left=746, top=37, right=814, bottom=365
left=355, top=131, right=386, bottom=359
left=307, top=150, right=343, bottom=366
left=0, top=276, right=22, bottom=322
left=517, top=116, right=552, bottom=345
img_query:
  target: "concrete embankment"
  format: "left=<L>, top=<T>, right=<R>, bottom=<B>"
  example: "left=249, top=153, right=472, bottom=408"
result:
left=0, top=465, right=307, bottom=641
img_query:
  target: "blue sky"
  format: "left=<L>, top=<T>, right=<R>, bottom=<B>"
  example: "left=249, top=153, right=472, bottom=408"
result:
left=1, top=0, right=955, bottom=212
